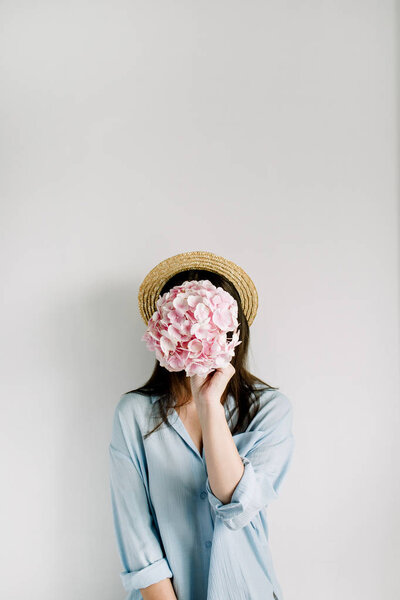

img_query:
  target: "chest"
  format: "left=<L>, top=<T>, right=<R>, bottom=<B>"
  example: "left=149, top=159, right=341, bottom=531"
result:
left=176, top=404, right=203, bottom=455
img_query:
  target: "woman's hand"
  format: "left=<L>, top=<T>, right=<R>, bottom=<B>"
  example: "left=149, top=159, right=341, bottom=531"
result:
left=189, top=363, right=235, bottom=408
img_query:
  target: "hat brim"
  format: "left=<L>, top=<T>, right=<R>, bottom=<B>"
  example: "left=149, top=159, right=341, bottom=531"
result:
left=138, top=250, right=258, bottom=327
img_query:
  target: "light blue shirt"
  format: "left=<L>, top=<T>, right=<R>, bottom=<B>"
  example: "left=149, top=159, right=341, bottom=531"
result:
left=109, top=385, right=294, bottom=600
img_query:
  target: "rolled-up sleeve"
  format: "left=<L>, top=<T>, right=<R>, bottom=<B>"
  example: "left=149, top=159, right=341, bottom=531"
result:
left=109, top=399, right=173, bottom=592
left=206, top=391, right=295, bottom=531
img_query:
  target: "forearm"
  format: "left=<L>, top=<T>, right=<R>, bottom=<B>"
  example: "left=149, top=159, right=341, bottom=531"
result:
left=198, top=401, right=244, bottom=504
left=140, top=577, right=177, bottom=600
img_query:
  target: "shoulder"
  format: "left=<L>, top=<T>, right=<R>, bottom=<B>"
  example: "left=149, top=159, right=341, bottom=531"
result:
left=110, top=392, right=153, bottom=459
left=114, top=391, right=152, bottom=422
left=259, top=388, right=293, bottom=413
left=111, top=391, right=153, bottom=440
left=250, top=387, right=293, bottom=432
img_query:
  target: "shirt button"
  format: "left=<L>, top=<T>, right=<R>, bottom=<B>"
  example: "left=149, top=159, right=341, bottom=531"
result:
left=205, top=540, right=212, bottom=548
left=200, top=491, right=207, bottom=499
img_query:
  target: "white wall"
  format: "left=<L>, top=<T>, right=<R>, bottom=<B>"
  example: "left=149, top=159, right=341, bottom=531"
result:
left=0, top=1, right=399, bottom=599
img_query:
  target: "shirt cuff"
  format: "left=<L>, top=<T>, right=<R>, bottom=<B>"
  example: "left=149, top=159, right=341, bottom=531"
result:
left=120, top=557, right=173, bottom=591
left=206, top=455, right=257, bottom=521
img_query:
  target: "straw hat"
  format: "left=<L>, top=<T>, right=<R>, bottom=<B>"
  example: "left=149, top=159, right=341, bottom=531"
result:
left=138, top=250, right=258, bottom=327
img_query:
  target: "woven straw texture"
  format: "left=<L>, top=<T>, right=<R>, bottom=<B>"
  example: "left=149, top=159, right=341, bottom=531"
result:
left=138, top=250, right=258, bottom=327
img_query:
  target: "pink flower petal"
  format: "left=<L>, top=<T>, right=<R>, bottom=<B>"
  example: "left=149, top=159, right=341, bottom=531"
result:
left=141, top=278, right=241, bottom=376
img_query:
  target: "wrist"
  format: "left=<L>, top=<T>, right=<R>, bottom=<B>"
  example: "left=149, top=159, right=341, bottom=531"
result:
left=196, top=399, right=225, bottom=422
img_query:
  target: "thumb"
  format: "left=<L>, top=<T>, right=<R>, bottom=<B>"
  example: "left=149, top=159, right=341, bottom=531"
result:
left=211, top=364, right=235, bottom=385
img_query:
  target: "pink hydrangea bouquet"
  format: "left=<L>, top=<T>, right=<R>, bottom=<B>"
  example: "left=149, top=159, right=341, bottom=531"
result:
left=141, top=279, right=242, bottom=377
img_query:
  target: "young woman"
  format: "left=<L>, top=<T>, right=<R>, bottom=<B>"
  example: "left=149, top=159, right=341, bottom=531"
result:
left=109, top=251, right=295, bottom=600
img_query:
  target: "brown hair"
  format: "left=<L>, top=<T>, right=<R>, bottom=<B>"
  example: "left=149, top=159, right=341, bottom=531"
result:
left=126, top=268, right=279, bottom=438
